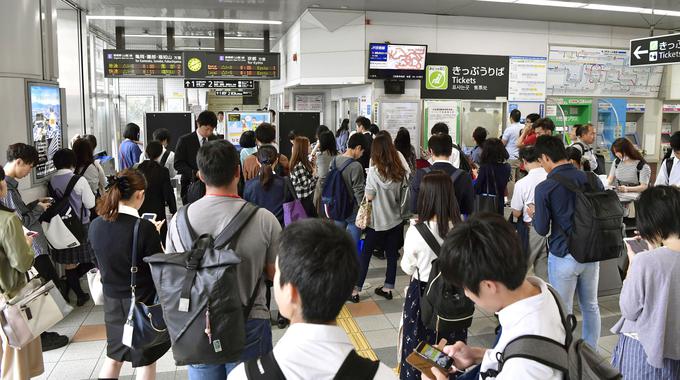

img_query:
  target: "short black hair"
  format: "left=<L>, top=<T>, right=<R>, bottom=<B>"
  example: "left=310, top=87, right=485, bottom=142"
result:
left=239, top=130, right=257, bottom=148
left=197, top=140, right=239, bottom=187
left=636, top=186, right=680, bottom=243
left=82, top=134, right=98, bottom=150
left=428, top=134, right=453, bottom=157
left=232, top=107, right=240, bottom=111
left=123, top=123, right=140, bottom=140
left=519, top=146, right=540, bottom=163
left=440, top=213, right=526, bottom=295
left=431, top=122, right=449, bottom=136
left=510, top=109, right=521, bottom=123
left=355, top=116, right=371, bottom=130
left=197, top=111, right=218, bottom=128
left=347, top=133, right=364, bottom=149
left=534, top=118, right=556, bottom=133
left=53, top=148, right=76, bottom=170
left=670, top=131, right=680, bottom=152
left=369, top=124, right=380, bottom=135
left=278, top=219, right=359, bottom=323
left=472, top=127, right=487, bottom=146
left=255, top=122, right=276, bottom=144
left=146, top=141, right=163, bottom=160
left=217, top=111, right=224, bottom=116
left=535, top=135, right=567, bottom=162
left=480, top=138, right=509, bottom=164
left=575, top=124, right=593, bottom=138
left=319, top=131, right=338, bottom=155
left=6, top=143, right=39, bottom=165
left=525, top=113, right=540, bottom=123
left=152, top=128, right=171, bottom=144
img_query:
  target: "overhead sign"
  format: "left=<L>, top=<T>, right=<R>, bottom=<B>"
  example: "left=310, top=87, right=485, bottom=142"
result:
left=508, top=56, right=547, bottom=102
left=368, top=43, right=428, bottom=79
left=630, top=33, right=680, bottom=67
left=421, top=53, right=509, bottom=100
left=184, top=79, right=254, bottom=89
left=103, top=50, right=183, bottom=78
left=183, top=51, right=280, bottom=79
left=215, top=89, right=254, bottom=97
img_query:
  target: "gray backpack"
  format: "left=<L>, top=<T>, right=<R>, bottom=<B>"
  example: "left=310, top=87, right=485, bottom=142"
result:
left=495, top=286, right=622, bottom=380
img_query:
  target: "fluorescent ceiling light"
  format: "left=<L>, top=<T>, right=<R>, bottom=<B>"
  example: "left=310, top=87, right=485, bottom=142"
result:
left=175, top=35, right=213, bottom=39
left=124, top=34, right=274, bottom=40
left=87, top=15, right=281, bottom=25
left=475, top=0, right=680, bottom=17
left=516, top=0, right=585, bottom=7
left=477, top=0, right=518, bottom=3
left=177, top=47, right=264, bottom=51
left=583, top=4, right=645, bottom=13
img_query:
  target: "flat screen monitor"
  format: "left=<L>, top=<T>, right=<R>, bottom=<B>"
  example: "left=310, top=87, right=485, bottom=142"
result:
left=226, top=112, right=270, bottom=147
left=368, top=43, right=427, bottom=80
left=661, top=133, right=671, bottom=144
left=26, top=81, right=63, bottom=183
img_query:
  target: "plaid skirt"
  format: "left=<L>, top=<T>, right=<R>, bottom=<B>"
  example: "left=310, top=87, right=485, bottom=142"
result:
left=50, top=223, right=96, bottom=264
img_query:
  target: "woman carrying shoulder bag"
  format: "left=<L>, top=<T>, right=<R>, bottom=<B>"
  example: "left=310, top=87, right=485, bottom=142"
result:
left=0, top=166, right=44, bottom=380
left=89, top=169, right=169, bottom=380
left=474, top=138, right=511, bottom=215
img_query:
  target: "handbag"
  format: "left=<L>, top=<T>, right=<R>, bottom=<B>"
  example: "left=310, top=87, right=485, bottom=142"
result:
left=282, top=178, right=308, bottom=226
left=87, top=268, right=105, bottom=306
left=0, top=278, right=73, bottom=348
left=355, top=196, right=372, bottom=230
left=122, top=219, right=169, bottom=350
left=474, top=165, right=500, bottom=214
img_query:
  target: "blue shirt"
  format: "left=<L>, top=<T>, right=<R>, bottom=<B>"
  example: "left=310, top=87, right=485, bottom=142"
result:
left=533, top=163, right=604, bottom=258
left=119, top=139, right=142, bottom=170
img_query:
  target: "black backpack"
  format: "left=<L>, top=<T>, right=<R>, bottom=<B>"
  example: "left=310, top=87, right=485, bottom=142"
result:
left=552, top=172, right=624, bottom=263
left=245, top=349, right=379, bottom=380
left=415, top=223, right=474, bottom=336
left=453, top=143, right=473, bottom=173
left=40, top=175, right=86, bottom=246
left=143, top=202, right=261, bottom=366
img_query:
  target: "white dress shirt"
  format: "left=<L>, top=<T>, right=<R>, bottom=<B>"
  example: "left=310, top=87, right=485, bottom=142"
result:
left=479, top=277, right=566, bottom=380
left=228, top=324, right=397, bottom=380
left=118, top=204, right=139, bottom=218
left=401, top=220, right=448, bottom=281
left=510, top=167, right=547, bottom=223
left=54, top=169, right=96, bottom=209
left=655, top=155, right=680, bottom=186
left=428, top=149, right=460, bottom=169
left=139, top=147, right=177, bottom=178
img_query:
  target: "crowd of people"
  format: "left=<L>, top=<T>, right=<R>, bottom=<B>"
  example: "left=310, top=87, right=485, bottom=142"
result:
left=1, top=108, right=680, bottom=380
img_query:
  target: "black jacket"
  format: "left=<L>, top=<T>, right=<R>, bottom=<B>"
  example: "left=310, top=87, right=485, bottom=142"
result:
left=137, top=160, right=177, bottom=219
left=358, top=133, right=373, bottom=172
left=410, top=162, right=475, bottom=215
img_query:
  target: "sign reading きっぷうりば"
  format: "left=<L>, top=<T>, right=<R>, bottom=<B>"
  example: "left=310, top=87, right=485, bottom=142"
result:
left=630, top=33, right=680, bottom=67
left=421, top=53, right=509, bottom=100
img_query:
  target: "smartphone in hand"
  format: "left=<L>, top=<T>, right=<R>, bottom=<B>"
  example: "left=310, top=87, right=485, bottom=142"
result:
left=141, top=213, right=157, bottom=221
left=406, top=342, right=454, bottom=379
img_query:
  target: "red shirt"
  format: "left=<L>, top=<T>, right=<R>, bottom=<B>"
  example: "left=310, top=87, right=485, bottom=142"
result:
left=524, top=132, right=537, bottom=146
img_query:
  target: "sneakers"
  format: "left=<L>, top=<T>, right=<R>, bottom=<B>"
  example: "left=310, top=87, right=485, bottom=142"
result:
left=40, top=331, right=69, bottom=351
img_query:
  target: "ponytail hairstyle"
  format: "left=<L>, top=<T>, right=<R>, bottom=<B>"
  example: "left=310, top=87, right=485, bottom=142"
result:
left=257, top=145, right=279, bottom=191
left=96, top=169, right=147, bottom=222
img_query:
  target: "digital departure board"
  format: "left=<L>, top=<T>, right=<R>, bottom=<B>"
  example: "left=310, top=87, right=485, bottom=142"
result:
left=103, top=50, right=183, bottom=78
left=183, top=52, right=280, bottom=79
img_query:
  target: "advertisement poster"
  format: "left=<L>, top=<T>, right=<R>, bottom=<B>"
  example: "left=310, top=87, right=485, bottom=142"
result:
left=423, top=100, right=460, bottom=147
left=421, top=53, right=510, bottom=100
left=28, top=83, right=62, bottom=180
left=226, top=112, right=270, bottom=146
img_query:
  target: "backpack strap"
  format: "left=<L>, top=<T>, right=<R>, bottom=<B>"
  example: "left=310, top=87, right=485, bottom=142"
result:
left=160, top=150, right=171, bottom=167
left=450, top=169, right=464, bottom=184
left=333, top=350, right=380, bottom=380
left=176, top=205, right=197, bottom=251
left=414, top=223, right=441, bottom=257
left=667, top=157, right=674, bottom=178
left=551, top=174, right=583, bottom=194
left=337, top=157, right=355, bottom=173
left=63, top=175, right=82, bottom=200
left=245, top=351, right=286, bottom=380
left=77, top=163, right=92, bottom=176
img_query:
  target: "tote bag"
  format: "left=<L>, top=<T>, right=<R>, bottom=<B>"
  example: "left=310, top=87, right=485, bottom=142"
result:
left=282, top=178, right=308, bottom=226
left=355, top=197, right=372, bottom=230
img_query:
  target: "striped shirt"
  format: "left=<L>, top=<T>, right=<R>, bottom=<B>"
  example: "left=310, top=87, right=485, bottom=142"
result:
left=610, top=159, right=651, bottom=186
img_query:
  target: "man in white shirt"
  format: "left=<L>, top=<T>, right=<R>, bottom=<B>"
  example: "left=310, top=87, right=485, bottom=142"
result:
left=217, top=111, right=226, bottom=136
left=655, top=131, right=680, bottom=187
left=424, top=214, right=565, bottom=380
left=229, top=220, right=396, bottom=380
left=510, top=146, right=548, bottom=281
left=570, top=123, right=598, bottom=173
left=502, top=109, right=524, bottom=200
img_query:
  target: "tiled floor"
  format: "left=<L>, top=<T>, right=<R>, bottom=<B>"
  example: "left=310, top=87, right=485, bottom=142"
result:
left=38, top=258, right=623, bottom=379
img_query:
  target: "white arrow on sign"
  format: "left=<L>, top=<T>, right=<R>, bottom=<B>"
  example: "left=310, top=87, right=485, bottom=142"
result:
left=634, top=45, right=649, bottom=60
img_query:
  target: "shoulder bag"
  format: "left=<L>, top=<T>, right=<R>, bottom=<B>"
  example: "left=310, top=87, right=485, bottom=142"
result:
left=87, top=268, right=104, bottom=306
left=474, top=165, right=500, bottom=214
left=355, top=196, right=372, bottom=230
left=282, top=178, right=307, bottom=226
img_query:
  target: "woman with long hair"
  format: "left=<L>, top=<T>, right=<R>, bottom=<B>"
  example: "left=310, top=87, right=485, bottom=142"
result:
left=471, top=126, right=488, bottom=165
left=244, top=145, right=295, bottom=226
left=394, top=127, right=416, bottom=173
left=89, top=169, right=169, bottom=380
left=474, top=138, right=511, bottom=214
left=289, top=136, right=317, bottom=217
left=608, top=137, right=651, bottom=201
left=73, top=137, right=106, bottom=198
left=399, top=172, right=467, bottom=380
left=336, top=118, right=350, bottom=153
left=313, top=131, right=339, bottom=215
left=352, top=132, right=407, bottom=302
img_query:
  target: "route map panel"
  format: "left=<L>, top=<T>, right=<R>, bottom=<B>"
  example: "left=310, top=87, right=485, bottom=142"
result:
left=368, top=43, right=427, bottom=79
left=547, top=45, right=663, bottom=98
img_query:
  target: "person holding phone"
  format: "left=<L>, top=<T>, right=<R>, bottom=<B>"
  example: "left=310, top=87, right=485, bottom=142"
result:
left=137, top=141, right=176, bottom=241
left=610, top=186, right=680, bottom=378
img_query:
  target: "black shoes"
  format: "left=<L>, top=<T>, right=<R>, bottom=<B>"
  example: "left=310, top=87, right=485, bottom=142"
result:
left=372, top=249, right=386, bottom=260
left=348, top=294, right=360, bottom=303
left=374, top=287, right=393, bottom=300
left=277, top=314, right=290, bottom=329
left=40, top=331, right=69, bottom=351
left=76, top=293, right=90, bottom=307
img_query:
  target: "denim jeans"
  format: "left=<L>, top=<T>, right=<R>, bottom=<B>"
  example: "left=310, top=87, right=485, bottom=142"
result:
left=356, top=224, right=404, bottom=291
left=187, top=318, right=273, bottom=380
left=334, top=219, right=361, bottom=245
left=548, top=253, right=601, bottom=349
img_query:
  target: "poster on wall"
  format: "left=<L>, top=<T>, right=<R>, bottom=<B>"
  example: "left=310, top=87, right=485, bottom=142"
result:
left=226, top=112, right=270, bottom=146
left=421, top=53, right=509, bottom=100
left=294, top=94, right=323, bottom=112
left=378, top=101, right=420, bottom=143
left=423, top=100, right=460, bottom=148
left=508, top=56, right=547, bottom=102
left=27, top=82, right=62, bottom=181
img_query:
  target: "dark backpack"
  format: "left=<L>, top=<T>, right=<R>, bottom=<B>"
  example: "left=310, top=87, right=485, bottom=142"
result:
left=322, top=158, right=356, bottom=221
left=415, top=223, right=474, bottom=336
left=245, top=349, right=379, bottom=380
left=665, top=155, right=675, bottom=180
left=40, top=175, right=86, bottom=245
left=143, top=202, right=261, bottom=366
left=492, top=286, right=622, bottom=380
left=160, top=150, right=171, bottom=167
left=614, top=158, right=646, bottom=185
left=552, top=172, right=624, bottom=263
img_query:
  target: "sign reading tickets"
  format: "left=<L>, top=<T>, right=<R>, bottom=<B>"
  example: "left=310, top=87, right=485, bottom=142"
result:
left=630, top=33, right=680, bottom=67
left=421, top=53, right=509, bottom=100
left=183, top=52, right=280, bottom=79
left=104, top=50, right=183, bottom=78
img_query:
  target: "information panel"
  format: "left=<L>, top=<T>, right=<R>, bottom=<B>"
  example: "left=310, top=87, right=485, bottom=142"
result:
left=378, top=101, right=420, bottom=142
left=421, top=53, right=509, bottom=100
left=103, top=50, right=183, bottom=78
left=509, top=56, right=547, bottom=102
left=368, top=43, right=427, bottom=79
left=184, top=52, right=280, bottom=79
left=27, top=82, right=63, bottom=181
left=423, top=100, right=460, bottom=147
left=547, top=45, right=663, bottom=97
left=183, top=79, right=254, bottom=89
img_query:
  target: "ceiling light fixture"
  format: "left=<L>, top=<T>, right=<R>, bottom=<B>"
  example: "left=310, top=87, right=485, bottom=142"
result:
left=124, top=34, right=275, bottom=40
left=515, top=0, right=585, bottom=8
left=583, top=4, right=645, bottom=13
left=87, top=15, right=282, bottom=25
left=476, top=0, right=680, bottom=17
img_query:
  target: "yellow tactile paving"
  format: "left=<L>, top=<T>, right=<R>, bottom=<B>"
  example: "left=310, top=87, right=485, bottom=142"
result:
left=337, top=305, right=380, bottom=360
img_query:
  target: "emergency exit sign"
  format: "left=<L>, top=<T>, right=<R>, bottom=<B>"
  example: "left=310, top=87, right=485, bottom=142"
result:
left=630, top=33, right=680, bottom=67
